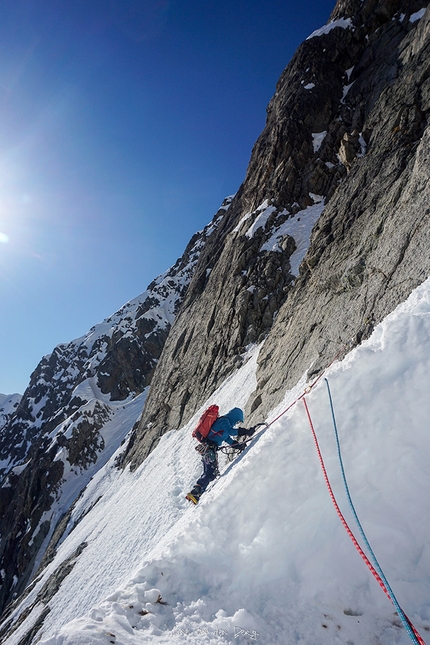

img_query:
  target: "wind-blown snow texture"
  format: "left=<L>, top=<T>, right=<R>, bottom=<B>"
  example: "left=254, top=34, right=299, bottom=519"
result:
left=4, top=277, right=430, bottom=644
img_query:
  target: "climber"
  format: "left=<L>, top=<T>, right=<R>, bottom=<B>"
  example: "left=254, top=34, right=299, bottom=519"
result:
left=186, top=407, right=255, bottom=504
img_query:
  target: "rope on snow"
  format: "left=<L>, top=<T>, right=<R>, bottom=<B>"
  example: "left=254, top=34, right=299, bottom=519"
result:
left=302, top=393, right=425, bottom=645
left=324, top=377, right=425, bottom=644
left=229, top=337, right=426, bottom=643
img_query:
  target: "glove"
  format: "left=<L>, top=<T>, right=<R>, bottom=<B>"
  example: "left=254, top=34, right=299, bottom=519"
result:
left=237, top=426, right=256, bottom=437
left=230, top=441, right=246, bottom=453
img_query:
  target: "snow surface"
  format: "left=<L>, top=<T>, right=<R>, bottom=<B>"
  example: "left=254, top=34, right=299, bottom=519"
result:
left=358, top=133, right=367, bottom=157
left=3, top=276, right=430, bottom=644
left=0, top=393, right=22, bottom=474
left=244, top=202, right=277, bottom=238
left=30, top=386, right=149, bottom=578
left=341, top=82, right=354, bottom=103
left=312, top=131, right=327, bottom=152
left=410, top=9, right=426, bottom=23
left=260, top=196, right=325, bottom=275
left=306, top=18, right=353, bottom=40
left=0, top=392, right=21, bottom=409
left=345, top=67, right=354, bottom=81
left=233, top=196, right=326, bottom=278
left=0, top=393, right=21, bottom=428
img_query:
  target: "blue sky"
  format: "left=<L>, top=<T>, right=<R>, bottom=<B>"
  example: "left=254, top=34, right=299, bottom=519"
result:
left=0, top=0, right=335, bottom=395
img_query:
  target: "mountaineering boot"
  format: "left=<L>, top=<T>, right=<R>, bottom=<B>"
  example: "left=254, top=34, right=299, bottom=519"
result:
left=185, top=492, right=199, bottom=504
left=185, top=486, right=201, bottom=504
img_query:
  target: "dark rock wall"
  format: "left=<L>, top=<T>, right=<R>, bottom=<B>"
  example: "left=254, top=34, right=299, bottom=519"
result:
left=251, top=2, right=430, bottom=420
left=125, top=0, right=429, bottom=470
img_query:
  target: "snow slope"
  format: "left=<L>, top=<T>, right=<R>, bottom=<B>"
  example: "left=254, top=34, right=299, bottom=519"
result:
left=0, top=198, right=229, bottom=483
left=0, top=394, right=21, bottom=434
left=3, top=279, right=430, bottom=645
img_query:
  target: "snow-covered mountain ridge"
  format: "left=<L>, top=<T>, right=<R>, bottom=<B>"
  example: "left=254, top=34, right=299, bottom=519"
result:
left=0, top=394, right=21, bottom=433
left=0, top=201, right=230, bottom=617
left=3, top=274, right=430, bottom=645
left=1, top=0, right=430, bottom=642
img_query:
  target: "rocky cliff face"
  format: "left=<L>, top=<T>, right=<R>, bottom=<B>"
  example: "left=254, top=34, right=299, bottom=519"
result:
left=125, top=0, right=430, bottom=470
left=0, top=206, right=226, bottom=615
left=1, top=0, right=430, bottom=632
left=253, top=4, right=430, bottom=420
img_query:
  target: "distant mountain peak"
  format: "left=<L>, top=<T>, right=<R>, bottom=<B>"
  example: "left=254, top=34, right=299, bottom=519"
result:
left=0, top=198, right=231, bottom=615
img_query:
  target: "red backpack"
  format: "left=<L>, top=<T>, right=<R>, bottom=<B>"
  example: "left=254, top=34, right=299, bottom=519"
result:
left=192, top=405, right=219, bottom=443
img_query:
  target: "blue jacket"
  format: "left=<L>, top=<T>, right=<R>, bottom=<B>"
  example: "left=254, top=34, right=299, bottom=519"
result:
left=207, top=407, right=244, bottom=447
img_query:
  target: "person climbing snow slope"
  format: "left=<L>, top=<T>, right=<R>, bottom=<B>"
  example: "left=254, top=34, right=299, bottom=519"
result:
left=186, top=407, right=255, bottom=504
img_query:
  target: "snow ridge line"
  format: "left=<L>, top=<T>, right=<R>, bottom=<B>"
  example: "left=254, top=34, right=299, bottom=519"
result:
left=302, top=395, right=426, bottom=645
left=324, top=377, right=426, bottom=645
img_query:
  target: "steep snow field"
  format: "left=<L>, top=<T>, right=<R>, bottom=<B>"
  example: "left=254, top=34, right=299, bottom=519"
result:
left=5, top=279, right=430, bottom=645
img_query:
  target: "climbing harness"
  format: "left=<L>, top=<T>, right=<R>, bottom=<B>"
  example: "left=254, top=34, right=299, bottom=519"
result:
left=324, top=377, right=425, bottom=644
left=302, top=392, right=425, bottom=645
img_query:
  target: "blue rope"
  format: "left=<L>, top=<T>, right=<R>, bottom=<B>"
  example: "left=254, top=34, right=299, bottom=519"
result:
left=324, top=377, right=421, bottom=645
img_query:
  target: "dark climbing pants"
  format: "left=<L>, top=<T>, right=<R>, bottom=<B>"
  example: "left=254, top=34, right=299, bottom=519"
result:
left=195, top=447, right=218, bottom=493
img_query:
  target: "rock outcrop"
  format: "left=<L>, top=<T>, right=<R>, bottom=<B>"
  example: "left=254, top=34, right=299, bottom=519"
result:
left=1, top=0, right=430, bottom=635
left=125, top=0, right=430, bottom=470
left=0, top=206, right=226, bottom=615
left=253, top=7, right=430, bottom=420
